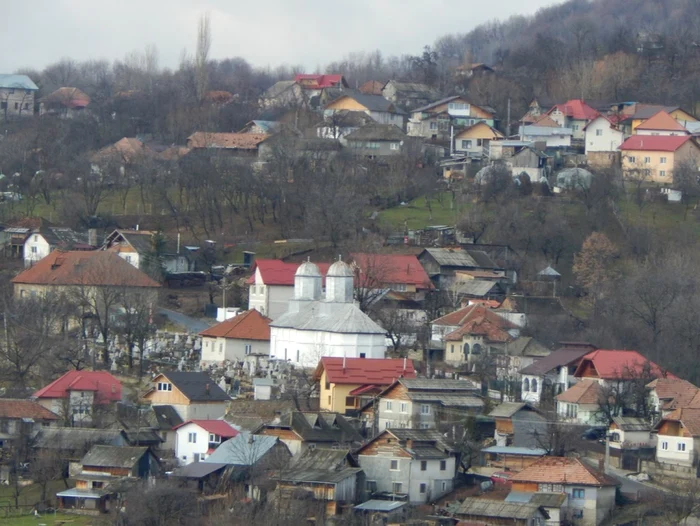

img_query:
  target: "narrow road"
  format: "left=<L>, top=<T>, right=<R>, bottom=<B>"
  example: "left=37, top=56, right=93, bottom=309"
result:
left=581, top=457, right=662, bottom=497
left=158, top=308, right=213, bottom=333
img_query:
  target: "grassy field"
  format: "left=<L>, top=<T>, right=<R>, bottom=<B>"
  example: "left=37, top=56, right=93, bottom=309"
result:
left=0, top=481, right=96, bottom=525
left=378, top=192, right=470, bottom=231
left=1, top=511, right=95, bottom=526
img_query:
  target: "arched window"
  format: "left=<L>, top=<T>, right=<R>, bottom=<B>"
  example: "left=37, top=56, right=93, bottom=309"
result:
left=531, top=379, right=538, bottom=393
left=472, top=343, right=482, bottom=355
left=523, top=378, right=530, bottom=392
left=463, top=343, right=470, bottom=358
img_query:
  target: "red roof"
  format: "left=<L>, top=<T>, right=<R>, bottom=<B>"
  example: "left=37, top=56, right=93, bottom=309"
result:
left=0, top=399, right=59, bottom=420
left=314, top=357, right=416, bottom=385
left=574, top=350, right=674, bottom=380
left=294, top=74, right=345, bottom=89
left=619, top=135, right=692, bottom=152
left=33, top=371, right=122, bottom=404
left=511, top=457, right=617, bottom=487
left=549, top=99, right=600, bottom=121
left=351, top=253, right=433, bottom=290
left=199, top=309, right=271, bottom=341
left=175, top=419, right=239, bottom=438
left=246, top=259, right=332, bottom=286
left=635, top=110, right=688, bottom=132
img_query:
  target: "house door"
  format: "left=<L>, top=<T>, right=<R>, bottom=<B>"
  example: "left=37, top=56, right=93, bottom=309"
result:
left=193, top=453, right=200, bottom=463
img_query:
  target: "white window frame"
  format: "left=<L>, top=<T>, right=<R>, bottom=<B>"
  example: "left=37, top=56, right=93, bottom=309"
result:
left=678, top=442, right=687, bottom=452
left=644, top=156, right=651, bottom=164
left=661, top=441, right=668, bottom=450
left=188, top=432, right=197, bottom=443
left=420, top=404, right=430, bottom=415
left=572, top=488, right=585, bottom=499
left=400, top=402, right=408, bottom=414
left=660, top=157, right=667, bottom=164
left=209, top=433, right=221, bottom=443
left=245, top=344, right=252, bottom=355
left=385, top=401, right=393, bottom=412
left=596, top=129, right=603, bottom=136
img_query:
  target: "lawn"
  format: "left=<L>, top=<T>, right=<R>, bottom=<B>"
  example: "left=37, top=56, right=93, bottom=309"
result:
left=1, top=511, right=95, bottom=526
left=378, top=192, right=470, bottom=231
left=0, top=480, right=96, bottom=525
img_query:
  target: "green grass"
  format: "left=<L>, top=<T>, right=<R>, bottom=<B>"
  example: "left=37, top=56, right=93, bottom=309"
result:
left=0, top=481, right=94, bottom=525
left=0, top=511, right=94, bottom=525
left=378, top=192, right=470, bottom=231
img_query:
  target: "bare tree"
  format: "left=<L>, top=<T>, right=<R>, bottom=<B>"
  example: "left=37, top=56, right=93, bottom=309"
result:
left=195, top=13, right=212, bottom=102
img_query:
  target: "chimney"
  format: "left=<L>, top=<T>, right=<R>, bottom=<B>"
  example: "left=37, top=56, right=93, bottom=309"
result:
left=248, top=434, right=254, bottom=444
left=88, top=228, right=97, bottom=247
left=403, top=357, right=407, bottom=372
left=205, top=383, right=210, bottom=395
left=342, top=354, right=346, bottom=372
left=135, top=224, right=139, bottom=231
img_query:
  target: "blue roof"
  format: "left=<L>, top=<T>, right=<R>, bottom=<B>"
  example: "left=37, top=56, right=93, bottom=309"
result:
left=355, top=500, right=406, bottom=512
left=0, top=74, right=38, bottom=90
left=203, top=432, right=278, bottom=465
left=505, top=491, right=535, bottom=503
left=482, top=446, right=547, bottom=456
left=252, top=120, right=279, bottom=133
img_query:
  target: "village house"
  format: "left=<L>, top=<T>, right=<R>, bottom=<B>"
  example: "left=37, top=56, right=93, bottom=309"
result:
left=381, top=80, right=440, bottom=112
left=453, top=498, right=550, bottom=525
left=23, top=226, right=93, bottom=267
left=481, top=445, right=547, bottom=472
left=506, top=145, right=552, bottom=183
left=313, top=357, right=416, bottom=414
left=519, top=342, right=596, bottom=405
left=350, top=253, right=433, bottom=300
left=275, top=448, right=363, bottom=517
left=619, top=135, right=700, bottom=184
left=584, top=114, right=625, bottom=168
left=418, top=247, right=502, bottom=290
left=556, top=379, right=604, bottom=426
left=488, top=402, right=547, bottom=448
left=261, top=73, right=348, bottom=109
left=519, top=117, right=573, bottom=149
left=199, top=309, right=271, bottom=366
left=186, top=131, right=268, bottom=158
left=573, top=349, right=672, bottom=386
left=359, top=80, right=384, bottom=95
left=356, top=429, right=457, bottom=504
left=625, top=104, right=697, bottom=132
left=255, top=411, right=363, bottom=456
left=495, top=337, right=552, bottom=394
left=607, top=416, right=655, bottom=471
left=647, top=377, right=699, bottom=418
left=103, top=228, right=193, bottom=274
left=510, top=456, right=618, bottom=525
left=364, top=378, right=482, bottom=432
left=143, top=404, right=183, bottom=452
left=0, top=399, right=59, bottom=449
left=174, top=419, right=239, bottom=465
left=269, top=260, right=387, bottom=367
left=653, top=407, right=700, bottom=478
left=0, top=74, right=38, bottom=118
left=40, top=87, right=90, bottom=118
left=453, top=122, right=504, bottom=159
left=33, top=370, right=122, bottom=425
left=238, top=120, right=280, bottom=135
left=57, top=445, right=160, bottom=513
left=247, top=259, right=331, bottom=319
left=546, top=99, right=600, bottom=141
left=34, top=428, right=130, bottom=475
left=324, top=91, right=404, bottom=128
left=520, top=98, right=554, bottom=124
left=142, top=371, right=230, bottom=422
left=315, top=110, right=373, bottom=140
left=633, top=110, right=690, bottom=136
left=344, top=122, right=411, bottom=158
left=90, top=137, right=152, bottom=174
left=406, top=96, right=497, bottom=140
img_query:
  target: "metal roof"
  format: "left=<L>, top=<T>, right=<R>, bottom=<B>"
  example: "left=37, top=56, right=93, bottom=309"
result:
left=482, top=446, right=547, bottom=456
left=0, top=74, right=38, bottom=90
left=457, top=498, right=547, bottom=519
left=488, top=402, right=527, bottom=418
left=270, top=302, right=386, bottom=335
left=159, top=372, right=230, bottom=402
left=56, top=488, right=104, bottom=499
left=277, top=467, right=362, bottom=484
left=406, top=393, right=484, bottom=408
left=505, top=491, right=567, bottom=507
left=171, top=462, right=228, bottom=479
left=203, top=432, right=279, bottom=466
left=81, top=445, right=149, bottom=469
left=355, top=499, right=406, bottom=512
left=400, top=378, right=480, bottom=391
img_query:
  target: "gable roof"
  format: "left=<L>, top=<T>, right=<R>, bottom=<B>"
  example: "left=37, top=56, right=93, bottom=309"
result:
left=350, top=253, right=432, bottom=289
left=288, top=447, right=358, bottom=472
left=511, top=456, right=618, bottom=486
left=443, top=306, right=516, bottom=343
left=345, top=122, right=406, bottom=141
left=175, top=419, right=238, bottom=438
left=455, top=122, right=504, bottom=140
left=357, top=428, right=453, bottom=458
left=532, top=114, right=560, bottom=127
left=520, top=345, right=596, bottom=376
left=556, top=379, right=602, bottom=404
left=0, top=74, right=38, bottom=90
left=456, top=498, right=547, bottom=520
left=358, top=80, right=384, bottom=95
left=383, top=81, right=440, bottom=100
left=37, top=227, right=91, bottom=250
left=204, top=432, right=281, bottom=465
left=34, top=428, right=125, bottom=450
left=43, top=87, right=90, bottom=109
left=150, top=405, right=184, bottom=430
left=573, top=349, right=672, bottom=380
left=33, top=370, right=122, bottom=404
left=264, top=411, right=363, bottom=444
left=647, top=377, right=700, bottom=411
left=411, top=95, right=486, bottom=115
left=316, top=110, right=373, bottom=128
left=619, top=135, right=693, bottom=152
left=81, top=445, right=150, bottom=468
left=12, top=250, right=161, bottom=288
left=420, top=247, right=497, bottom=270
left=246, top=259, right=332, bottom=286
left=657, top=407, right=700, bottom=436
left=314, top=357, right=415, bottom=386
left=269, top=301, right=386, bottom=335
left=549, top=99, right=599, bottom=121
left=92, top=137, right=151, bottom=164
left=294, top=74, right=347, bottom=89
left=635, top=110, right=688, bottom=132
left=186, top=132, right=267, bottom=150
left=199, top=310, right=271, bottom=341
left=612, top=416, right=650, bottom=432
left=631, top=104, right=680, bottom=120
left=488, top=402, right=531, bottom=418
left=0, top=399, right=59, bottom=420
left=327, top=90, right=398, bottom=113
left=156, top=372, right=230, bottom=402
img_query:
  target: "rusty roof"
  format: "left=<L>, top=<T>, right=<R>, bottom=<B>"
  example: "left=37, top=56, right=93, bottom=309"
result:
left=511, top=457, right=618, bottom=486
left=186, top=132, right=267, bottom=150
left=556, top=379, right=602, bottom=404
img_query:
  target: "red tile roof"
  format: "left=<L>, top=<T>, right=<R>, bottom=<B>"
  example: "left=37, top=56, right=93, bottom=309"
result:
left=43, top=87, right=90, bottom=109
left=635, top=110, right=688, bottom=132
left=647, top=378, right=699, bottom=410
left=549, top=99, right=600, bottom=121
left=556, top=379, right=602, bottom=404
left=359, top=80, right=384, bottom=95
left=574, top=350, right=673, bottom=380
left=12, top=250, right=161, bottom=288
left=294, top=74, right=345, bottom=89
left=246, top=259, right=332, bottom=286
left=619, top=135, right=692, bottom=152
left=33, top=371, right=122, bottom=404
left=0, top=399, right=59, bottom=420
left=433, top=305, right=517, bottom=343
left=657, top=408, right=700, bottom=436
left=199, top=309, right=271, bottom=341
left=175, top=419, right=239, bottom=438
left=315, top=357, right=415, bottom=385
left=511, top=457, right=618, bottom=486
left=351, top=253, right=433, bottom=289
left=186, top=132, right=267, bottom=150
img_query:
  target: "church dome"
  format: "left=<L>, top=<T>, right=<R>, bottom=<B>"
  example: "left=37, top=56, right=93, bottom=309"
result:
left=327, top=260, right=354, bottom=277
left=296, top=260, right=321, bottom=277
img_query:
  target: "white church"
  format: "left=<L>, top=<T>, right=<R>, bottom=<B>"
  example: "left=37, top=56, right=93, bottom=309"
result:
left=269, top=259, right=387, bottom=367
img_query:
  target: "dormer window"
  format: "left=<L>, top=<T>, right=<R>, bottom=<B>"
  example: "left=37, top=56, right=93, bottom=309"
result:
left=157, top=382, right=172, bottom=391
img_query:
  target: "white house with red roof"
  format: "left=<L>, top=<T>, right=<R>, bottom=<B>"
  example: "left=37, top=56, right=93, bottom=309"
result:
left=584, top=115, right=625, bottom=155
left=199, top=309, right=272, bottom=366
left=573, top=349, right=673, bottom=388
left=174, top=419, right=238, bottom=465
left=350, top=253, right=433, bottom=300
left=313, top=357, right=416, bottom=414
left=33, top=370, right=122, bottom=425
left=547, top=99, right=600, bottom=140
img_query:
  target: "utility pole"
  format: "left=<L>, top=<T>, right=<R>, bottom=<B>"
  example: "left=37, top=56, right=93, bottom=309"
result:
left=604, top=432, right=610, bottom=473
left=506, top=98, right=512, bottom=138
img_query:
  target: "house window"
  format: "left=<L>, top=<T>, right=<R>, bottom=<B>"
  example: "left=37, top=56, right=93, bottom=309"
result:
left=420, top=423, right=430, bottom=429
left=345, top=396, right=355, bottom=407
left=628, top=156, right=636, bottom=163
left=245, top=344, right=252, bottom=355
left=31, top=246, right=37, bottom=254
left=421, top=404, right=430, bottom=415
left=461, top=139, right=472, bottom=149
left=400, top=402, right=408, bottom=413
left=596, top=129, right=603, bottom=136
left=678, top=442, right=687, bottom=452
left=572, top=124, right=579, bottom=131
left=327, top=396, right=331, bottom=405
left=385, top=401, right=393, bottom=412
left=644, top=156, right=651, bottom=164
left=420, top=461, right=427, bottom=471
left=430, top=122, right=437, bottom=130
left=477, top=138, right=483, bottom=147
left=0, top=102, right=5, bottom=110
left=440, top=460, right=447, bottom=471
left=296, top=350, right=300, bottom=362
left=219, top=343, right=223, bottom=353
left=661, top=441, right=668, bottom=450
left=188, top=432, right=197, bottom=443
left=385, top=421, right=390, bottom=429
left=660, top=170, right=666, bottom=177
left=23, top=103, right=28, bottom=110
left=442, top=481, right=447, bottom=491
left=14, top=102, right=18, bottom=110
left=390, top=459, right=399, bottom=471
left=392, top=482, right=402, bottom=493
left=366, top=480, right=377, bottom=493
left=660, top=157, right=667, bottom=164
left=540, top=483, right=564, bottom=492
left=572, top=488, right=585, bottom=499
left=531, top=379, right=538, bottom=393
left=157, top=382, right=172, bottom=391
left=419, top=483, right=427, bottom=493
left=523, top=378, right=530, bottom=392
left=390, top=142, right=399, bottom=150
left=472, top=343, right=482, bottom=355
left=209, top=433, right=221, bottom=443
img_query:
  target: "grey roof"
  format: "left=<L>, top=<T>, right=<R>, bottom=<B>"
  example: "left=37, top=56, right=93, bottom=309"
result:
left=482, top=446, right=547, bottom=456
left=203, top=432, right=279, bottom=466
left=521, top=125, right=573, bottom=136
left=384, top=429, right=453, bottom=452
left=612, top=416, right=651, bottom=432
left=507, top=337, right=551, bottom=358
left=399, top=378, right=481, bottom=392
left=420, top=248, right=497, bottom=270
left=0, top=74, right=38, bottom=90
left=151, top=405, right=184, bottom=430
left=489, top=402, right=527, bottom=418
left=405, top=393, right=484, bottom=408
left=520, top=348, right=593, bottom=376
left=40, top=227, right=90, bottom=249
left=34, top=428, right=125, bottom=450
left=345, top=123, right=407, bottom=142
left=330, top=90, right=399, bottom=113
left=270, top=301, right=386, bottom=335
left=383, top=81, right=440, bottom=100
left=290, top=448, right=357, bottom=471
left=458, top=280, right=500, bottom=297
left=355, top=500, right=406, bottom=512
left=412, top=96, right=463, bottom=113
left=56, top=488, right=104, bottom=499
left=122, top=428, right=163, bottom=445
left=263, top=80, right=297, bottom=99
left=268, top=411, right=363, bottom=444
left=317, top=110, right=373, bottom=128
left=81, top=445, right=149, bottom=469
left=537, top=266, right=561, bottom=278
left=686, top=121, right=700, bottom=133
left=171, top=462, right=228, bottom=479
left=277, top=467, right=362, bottom=484
left=505, top=491, right=567, bottom=507
left=631, top=105, right=679, bottom=120
left=161, top=372, right=230, bottom=402
left=456, top=498, right=547, bottom=520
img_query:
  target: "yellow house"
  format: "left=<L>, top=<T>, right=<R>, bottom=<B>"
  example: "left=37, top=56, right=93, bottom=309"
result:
left=630, top=106, right=697, bottom=132
left=454, top=122, right=504, bottom=158
left=619, top=135, right=700, bottom=183
left=313, top=357, right=416, bottom=414
left=324, top=92, right=404, bottom=128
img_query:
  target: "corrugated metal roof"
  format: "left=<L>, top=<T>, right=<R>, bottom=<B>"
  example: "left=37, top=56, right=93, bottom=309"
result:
left=171, top=462, right=228, bottom=478
left=355, top=499, right=406, bottom=511
left=203, top=432, right=279, bottom=466
left=482, top=446, right=547, bottom=456
left=81, top=445, right=149, bottom=468
left=277, top=467, right=362, bottom=484
left=457, top=498, right=545, bottom=519
left=0, top=74, right=38, bottom=90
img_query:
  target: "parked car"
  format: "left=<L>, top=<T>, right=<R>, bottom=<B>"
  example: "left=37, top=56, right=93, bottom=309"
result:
left=581, top=427, right=607, bottom=441
left=490, top=471, right=513, bottom=487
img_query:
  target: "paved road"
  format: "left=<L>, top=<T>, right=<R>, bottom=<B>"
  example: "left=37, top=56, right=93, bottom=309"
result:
left=581, top=457, right=661, bottom=498
left=158, top=308, right=213, bottom=333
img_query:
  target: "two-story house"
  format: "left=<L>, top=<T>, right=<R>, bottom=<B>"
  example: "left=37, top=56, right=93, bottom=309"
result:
left=344, top=123, right=411, bottom=158
left=646, top=377, right=699, bottom=418
left=23, top=226, right=93, bottom=268
left=633, top=110, right=690, bottom=136
left=0, top=74, right=38, bottom=119
left=619, top=135, right=700, bottom=184
left=453, top=122, right=504, bottom=159
left=199, top=309, right=272, bottom=366
left=350, top=253, right=433, bottom=301
left=324, top=91, right=404, bottom=128
left=584, top=115, right=625, bottom=168
left=33, top=370, right=122, bottom=425
left=365, top=378, right=482, bottom=432
left=654, top=408, right=700, bottom=478
left=511, top=457, right=618, bottom=525
left=547, top=99, right=600, bottom=141
left=407, top=96, right=496, bottom=141
left=357, top=429, right=457, bottom=503
left=40, top=87, right=90, bottom=118
left=488, top=402, right=546, bottom=448
left=573, top=349, right=672, bottom=387
left=174, top=419, right=239, bottom=465
left=103, top=229, right=193, bottom=274
left=607, top=416, right=655, bottom=471
left=381, top=81, right=440, bottom=113
left=142, top=372, right=230, bottom=422
left=556, top=379, right=604, bottom=426
left=0, top=399, right=59, bottom=449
